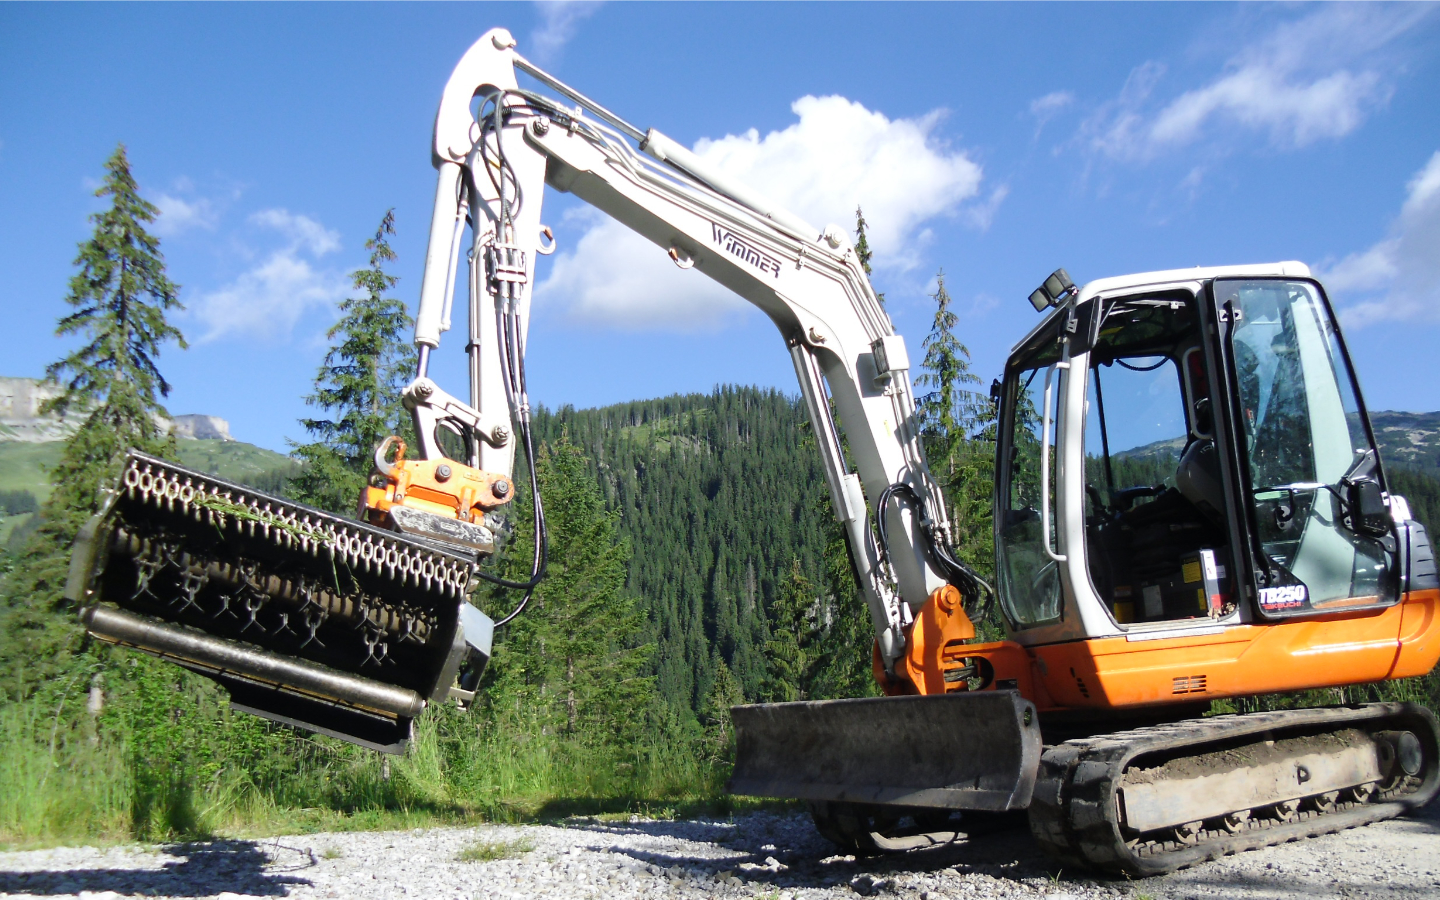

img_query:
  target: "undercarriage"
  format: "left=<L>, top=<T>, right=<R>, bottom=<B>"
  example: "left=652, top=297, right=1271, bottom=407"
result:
left=1030, top=702, right=1438, bottom=876
left=753, top=700, right=1439, bottom=875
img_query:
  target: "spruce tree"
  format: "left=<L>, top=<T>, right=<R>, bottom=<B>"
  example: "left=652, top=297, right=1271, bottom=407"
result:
left=916, top=270, right=998, bottom=626
left=811, top=521, right=878, bottom=700
left=290, top=210, right=416, bottom=514
left=699, top=657, right=745, bottom=762
left=947, top=398, right=999, bottom=609
left=916, top=269, right=982, bottom=477
left=480, top=439, right=655, bottom=745
left=790, top=379, right=876, bottom=701
left=763, top=557, right=820, bottom=702
left=853, top=206, right=886, bottom=309
left=1, top=143, right=186, bottom=698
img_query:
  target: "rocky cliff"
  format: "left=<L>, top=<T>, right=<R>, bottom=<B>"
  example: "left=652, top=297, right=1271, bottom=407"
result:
left=0, top=376, right=234, bottom=443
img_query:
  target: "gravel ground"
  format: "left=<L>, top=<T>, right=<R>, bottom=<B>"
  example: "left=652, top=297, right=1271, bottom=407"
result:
left=1, top=801, right=1437, bottom=900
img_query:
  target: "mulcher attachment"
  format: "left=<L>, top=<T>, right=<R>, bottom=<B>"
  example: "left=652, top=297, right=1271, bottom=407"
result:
left=66, top=451, right=493, bottom=753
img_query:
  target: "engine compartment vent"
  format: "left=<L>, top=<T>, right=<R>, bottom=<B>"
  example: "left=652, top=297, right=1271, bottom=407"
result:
left=1172, top=674, right=1208, bottom=694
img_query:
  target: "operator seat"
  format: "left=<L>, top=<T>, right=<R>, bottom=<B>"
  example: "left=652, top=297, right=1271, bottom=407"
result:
left=1176, top=438, right=1225, bottom=527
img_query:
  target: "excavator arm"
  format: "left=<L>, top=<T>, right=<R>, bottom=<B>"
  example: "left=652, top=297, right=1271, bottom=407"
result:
left=65, top=26, right=992, bottom=763
left=397, top=28, right=972, bottom=670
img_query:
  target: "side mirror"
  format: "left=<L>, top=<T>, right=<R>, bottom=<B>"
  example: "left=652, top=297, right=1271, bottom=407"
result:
left=1344, top=478, right=1390, bottom=537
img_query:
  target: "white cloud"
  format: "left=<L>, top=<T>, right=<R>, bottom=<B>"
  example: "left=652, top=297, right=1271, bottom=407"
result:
left=963, top=185, right=1010, bottom=231
left=153, top=193, right=218, bottom=236
left=1084, top=6, right=1428, bottom=160
left=535, top=95, right=984, bottom=330
left=528, top=1, right=603, bottom=63
left=1030, top=90, right=1075, bottom=142
left=1148, top=67, right=1383, bottom=151
left=969, top=292, right=1001, bottom=317
left=1030, top=91, right=1075, bottom=118
left=1323, top=151, right=1440, bottom=327
left=187, top=209, right=346, bottom=342
left=248, top=208, right=341, bottom=256
left=1082, top=62, right=1166, bottom=160
left=693, top=97, right=982, bottom=266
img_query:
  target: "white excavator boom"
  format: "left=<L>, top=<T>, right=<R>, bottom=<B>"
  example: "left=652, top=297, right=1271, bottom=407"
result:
left=406, top=27, right=969, bottom=668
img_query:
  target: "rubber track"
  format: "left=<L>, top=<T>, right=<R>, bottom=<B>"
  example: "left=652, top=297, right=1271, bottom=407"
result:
left=1027, top=702, right=1440, bottom=877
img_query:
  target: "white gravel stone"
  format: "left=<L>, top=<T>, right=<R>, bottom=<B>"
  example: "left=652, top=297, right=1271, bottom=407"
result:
left=1, top=802, right=1438, bottom=899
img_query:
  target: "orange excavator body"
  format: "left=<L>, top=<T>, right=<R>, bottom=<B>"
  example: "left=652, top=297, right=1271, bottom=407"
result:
left=884, top=587, right=1440, bottom=713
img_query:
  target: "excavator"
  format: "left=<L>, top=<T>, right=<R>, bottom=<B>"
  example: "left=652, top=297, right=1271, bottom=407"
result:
left=64, top=29, right=1440, bottom=877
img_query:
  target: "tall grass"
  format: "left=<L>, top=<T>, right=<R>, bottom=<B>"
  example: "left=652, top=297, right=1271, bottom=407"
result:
left=8, top=658, right=1433, bottom=849
left=0, top=676, right=728, bottom=848
left=0, top=700, right=131, bottom=845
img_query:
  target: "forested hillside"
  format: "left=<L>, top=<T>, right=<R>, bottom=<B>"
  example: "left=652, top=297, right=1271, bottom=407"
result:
left=528, top=388, right=837, bottom=715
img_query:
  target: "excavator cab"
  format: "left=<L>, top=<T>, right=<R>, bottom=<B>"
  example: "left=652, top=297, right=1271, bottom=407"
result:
left=995, top=270, right=1410, bottom=645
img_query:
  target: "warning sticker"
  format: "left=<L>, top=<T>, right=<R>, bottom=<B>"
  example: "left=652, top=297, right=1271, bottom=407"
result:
left=1259, top=584, right=1308, bottom=611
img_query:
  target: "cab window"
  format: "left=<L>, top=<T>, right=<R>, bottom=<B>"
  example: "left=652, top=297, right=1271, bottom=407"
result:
left=996, top=327, right=1065, bottom=628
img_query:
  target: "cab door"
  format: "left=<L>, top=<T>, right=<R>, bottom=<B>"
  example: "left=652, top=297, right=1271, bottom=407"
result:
left=1216, top=278, right=1400, bottom=618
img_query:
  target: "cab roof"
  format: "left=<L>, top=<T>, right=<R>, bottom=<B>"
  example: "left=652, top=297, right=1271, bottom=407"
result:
left=1010, top=261, right=1314, bottom=356
left=1076, top=261, right=1312, bottom=303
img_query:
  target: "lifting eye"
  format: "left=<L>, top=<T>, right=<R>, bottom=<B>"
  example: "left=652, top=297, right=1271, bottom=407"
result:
left=667, top=246, right=695, bottom=269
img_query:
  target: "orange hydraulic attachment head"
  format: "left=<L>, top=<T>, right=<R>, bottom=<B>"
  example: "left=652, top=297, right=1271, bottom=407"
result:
left=873, top=584, right=979, bottom=696
left=359, top=436, right=514, bottom=528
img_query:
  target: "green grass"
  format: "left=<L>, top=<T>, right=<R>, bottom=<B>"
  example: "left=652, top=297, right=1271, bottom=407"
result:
left=175, top=440, right=295, bottom=485
left=0, top=439, right=295, bottom=557
left=616, top=408, right=716, bottom=450
left=0, top=512, right=34, bottom=548
left=0, top=685, right=733, bottom=850
left=457, top=836, right=535, bottom=862
left=0, top=443, right=62, bottom=504
left=0, top=700, right=133, bottom=847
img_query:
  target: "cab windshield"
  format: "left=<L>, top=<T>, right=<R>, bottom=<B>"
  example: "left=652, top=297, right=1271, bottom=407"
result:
left=1220, top=279, right=1396, bottom=613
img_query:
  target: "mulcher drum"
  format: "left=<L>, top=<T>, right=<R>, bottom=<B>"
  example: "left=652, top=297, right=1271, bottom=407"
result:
left=66, top=451, right=478, bottom=752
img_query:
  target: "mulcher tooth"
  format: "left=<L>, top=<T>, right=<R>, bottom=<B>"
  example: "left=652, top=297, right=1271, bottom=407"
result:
left=65, top=450, right=494, bottom=753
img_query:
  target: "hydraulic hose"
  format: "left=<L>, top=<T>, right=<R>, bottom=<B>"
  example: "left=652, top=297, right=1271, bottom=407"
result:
left=875, top=482, right=994, bottom=621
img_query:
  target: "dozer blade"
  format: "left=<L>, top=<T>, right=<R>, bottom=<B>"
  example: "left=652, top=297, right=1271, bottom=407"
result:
left=65, top=451, right=493, bottom=753
left=729, top=691, right=1043, bottom=811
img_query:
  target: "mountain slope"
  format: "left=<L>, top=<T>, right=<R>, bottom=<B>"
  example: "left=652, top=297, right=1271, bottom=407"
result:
left=1369, top=411, right=1440, bottom=475
left=528, top=386, right=833, bottom=715
left=0, top=439, right=295, bottom=551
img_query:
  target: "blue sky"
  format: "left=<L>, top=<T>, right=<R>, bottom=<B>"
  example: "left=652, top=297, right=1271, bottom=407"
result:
left=3, top=3, right=1439, bottom=453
